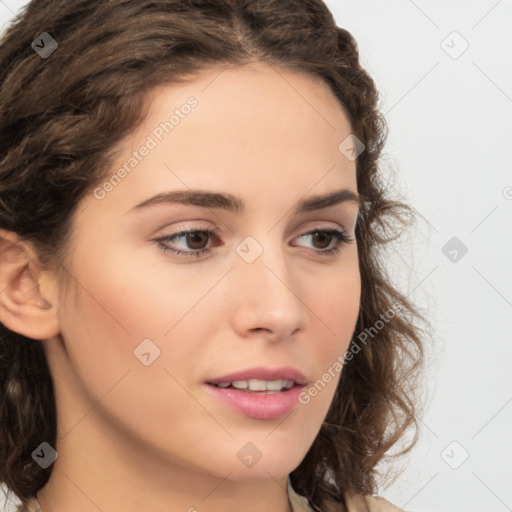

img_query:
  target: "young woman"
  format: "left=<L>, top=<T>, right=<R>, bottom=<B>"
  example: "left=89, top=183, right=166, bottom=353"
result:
left=0, top=1, right=425, bottom=511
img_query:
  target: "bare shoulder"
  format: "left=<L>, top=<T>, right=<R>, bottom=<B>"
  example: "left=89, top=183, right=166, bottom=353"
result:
left=345, top=492, right=410, bottom=512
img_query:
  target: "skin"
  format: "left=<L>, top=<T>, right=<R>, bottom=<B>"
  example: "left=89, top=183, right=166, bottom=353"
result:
left=0, top=62, right=361, bottom=512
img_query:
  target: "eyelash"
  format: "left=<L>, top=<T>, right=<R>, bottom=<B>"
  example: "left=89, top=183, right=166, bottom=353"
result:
left=154, top=225, right=355, bottom=259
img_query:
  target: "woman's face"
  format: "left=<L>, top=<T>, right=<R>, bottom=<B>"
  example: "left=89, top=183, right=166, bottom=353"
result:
left=45, top=62, right=361, bottom=485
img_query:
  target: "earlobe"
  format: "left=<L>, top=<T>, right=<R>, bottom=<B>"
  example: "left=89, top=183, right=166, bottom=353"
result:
left=0, top=229, right=60, bottom=340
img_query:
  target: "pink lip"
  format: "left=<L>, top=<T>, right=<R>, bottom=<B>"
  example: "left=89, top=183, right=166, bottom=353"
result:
left=204, top=383, right=305, bottom=420
left=204, top=366, right=308, bottom=420
left=206, top=366, right=308, bottom=386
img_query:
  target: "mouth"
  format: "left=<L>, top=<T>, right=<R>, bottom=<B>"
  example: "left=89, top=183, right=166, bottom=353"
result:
left=203, top=367, right=308, bottom=419
left=204, top=381, right=306, bottom=420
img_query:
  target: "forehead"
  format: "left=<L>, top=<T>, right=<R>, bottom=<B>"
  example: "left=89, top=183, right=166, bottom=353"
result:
left=85, top=62, right=358, bottom=218
left=145, top=62, right=350, bottom=134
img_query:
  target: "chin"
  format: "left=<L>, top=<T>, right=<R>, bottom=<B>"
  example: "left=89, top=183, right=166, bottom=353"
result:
left=229, top=446, right=307, bottom=482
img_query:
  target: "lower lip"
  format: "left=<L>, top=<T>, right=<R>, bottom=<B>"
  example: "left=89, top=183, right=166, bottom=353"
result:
left=204, top=383, right=305, bottom=420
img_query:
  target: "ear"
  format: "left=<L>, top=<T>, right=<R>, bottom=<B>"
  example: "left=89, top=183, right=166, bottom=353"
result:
left=0, top=229, right=60, bottom=340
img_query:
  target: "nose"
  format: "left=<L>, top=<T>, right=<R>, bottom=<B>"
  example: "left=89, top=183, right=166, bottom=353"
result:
left=229, top=239, right=307, bottom=342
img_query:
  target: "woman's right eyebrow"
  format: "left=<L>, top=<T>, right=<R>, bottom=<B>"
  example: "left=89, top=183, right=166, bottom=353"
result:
left=127, top=188, right=362, bottom=215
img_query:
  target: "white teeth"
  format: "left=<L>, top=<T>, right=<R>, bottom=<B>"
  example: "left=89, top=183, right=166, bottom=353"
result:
left=232, top=380, right=249, bottom=389
left=217, top=379, right=295, bottom=391
left=249, top=379, right=268, bottom=391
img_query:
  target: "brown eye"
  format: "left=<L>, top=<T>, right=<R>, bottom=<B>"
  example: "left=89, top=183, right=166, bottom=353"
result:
left=155, top=227, right=223, bottom=258
left=310, top=231, right=333, bottom=249
left=293, top=228, right=354, bottom=256
left=185, top=231, right=210, bottom=250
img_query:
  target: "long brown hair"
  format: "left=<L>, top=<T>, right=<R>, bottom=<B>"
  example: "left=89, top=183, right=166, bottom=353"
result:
left=0, top=1, right=425, bottom=510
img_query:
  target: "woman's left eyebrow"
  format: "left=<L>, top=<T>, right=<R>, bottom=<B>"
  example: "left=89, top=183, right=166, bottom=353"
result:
left=127, top=188, right=362, bottom=215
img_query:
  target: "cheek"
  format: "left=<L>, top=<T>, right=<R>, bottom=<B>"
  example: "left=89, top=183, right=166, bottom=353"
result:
left=67, top=237, right=204, bottom=339
left=57, top=242, right=219, bottom=399
left=56, top=261, right=209, bottom=454
left=313, top=254, right=361, bottom=346
left=301, top=257, right=360, bottom=407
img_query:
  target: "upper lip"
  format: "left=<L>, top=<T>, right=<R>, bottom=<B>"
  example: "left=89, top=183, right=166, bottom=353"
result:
left=206, top=366, right=308, bottom=386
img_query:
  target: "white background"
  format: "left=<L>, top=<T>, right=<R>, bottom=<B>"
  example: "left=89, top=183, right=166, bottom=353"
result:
left=1, top=1, right=511, bottom=511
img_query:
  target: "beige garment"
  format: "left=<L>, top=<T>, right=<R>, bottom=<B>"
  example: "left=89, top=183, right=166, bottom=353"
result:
left=16, top=478, right=406, bottom=512
left=15, top=496, right=42, bottom=512
left=286, top=476, right=407, bottom=512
